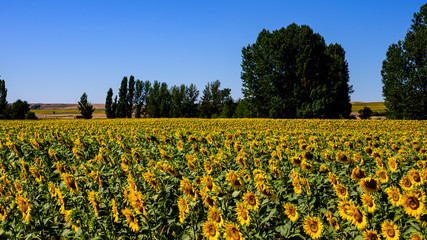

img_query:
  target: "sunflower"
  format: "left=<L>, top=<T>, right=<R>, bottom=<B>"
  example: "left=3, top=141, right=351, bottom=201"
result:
left=208, top=207, right=223, bottom=227
left=361, top=194, right=376, bottom=213
left=122, top=208, right=139, bottom=232
left=401, top=192, right=425, bottom=217
left=236, top=202, right=250, bottom=226
left=408, top=169, right=423, bottom=186
left=177, top=196, right=189, bottom=223
left=409, top=232, right=423, bottom=240
left=385, top=186, right=401, bottom=206
left=226, top=171, right=245, bottom=191
left=351, top=167, right=367, bottom=182
left=203, top=194, right=218, bottom=209
left=290, top=156, right=302, bottom=166
left=375, top=169, right=390, bottom=184
left=303, top=216, right=323, bottom=239
left=400, top=175, right=413, bottom=191
left=17, top=195, right=32, bottom=222
left=176, top=141, right=183, bottom=151
left=329, top=217, right=340, bottom=230
left=111, top=199, right=119, bottom=223
left=203, top=221, right=220, bottom=240
left=0, top=203, right=7, bottom=221
left=360, top=176, right=380, bottom=195
left=338, top=199, right=354, bottom=221
left=388, top=157, right=398, bottom=172
left=243, top=191, right=259, bottom=211
left=350, top=205, right=367, bottom=230
left=224, top=222, right=244, bottom=240
left=284, top=203, right=298, bottom=222
left=336, top=151, right=351, bottom=164
left=381, top=220, right=399, bottom=240
left=88, top=191, right=99, bottom=217
left=62, top=173, right=79, bottom=194
left=335, top=183, right=348, bottom=200
left=363, top=229, right=380, bottom=240
left=319, top=164, right=330, bottom=172
left=328, top=172, right=339, bottom=187
left=292, top=178, right=302, bottom=194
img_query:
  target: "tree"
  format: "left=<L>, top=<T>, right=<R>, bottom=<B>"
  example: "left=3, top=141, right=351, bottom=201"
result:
left=358, top=106, right=372, bottom=119
left=116, top=77, right=128, bottom=118
left=134, top=80, right=151, bottom=118
left=381, top=4, right=427, bottom=119
left=200, top=80, right=232, bottom=118
left=9, top=100, right=31, bottom=119
left=78, top=93, right=95, bottom=119
left=0, top=78, right=7, bottom=119
left=127, top=75, right=135, bottom=118
left=105, top=88, right=114, bottom=118
left=182, top=83, right=199, bottom=118
left=241, top=23, right=353, bottom=118
left=147, top=81, right=161, bottom=118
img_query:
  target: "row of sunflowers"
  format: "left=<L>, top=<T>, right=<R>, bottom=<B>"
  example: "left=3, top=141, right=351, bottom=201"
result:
left=0, top=119, right=425, bottom=239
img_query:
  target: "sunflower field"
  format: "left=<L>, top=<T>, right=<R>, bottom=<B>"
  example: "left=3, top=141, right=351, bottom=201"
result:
left=0, top=119, right=426, bottom=240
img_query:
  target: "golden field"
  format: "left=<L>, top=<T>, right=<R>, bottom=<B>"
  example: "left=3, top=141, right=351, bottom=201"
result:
left=0, top=119, right=426, bottom=239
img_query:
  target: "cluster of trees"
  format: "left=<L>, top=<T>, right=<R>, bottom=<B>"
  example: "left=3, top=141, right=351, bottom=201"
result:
left=105, top=77, right=234, bottom=118
left=0, top=78, right=36, bottom=120
left=382, top=3, right=426, bottom=120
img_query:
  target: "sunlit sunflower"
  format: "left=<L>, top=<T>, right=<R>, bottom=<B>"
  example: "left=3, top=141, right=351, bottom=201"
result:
left=336, top=151, right=351, bottom=164
left=111, top=199, right=119, bottom=223
left=62, top=173, right=79, bottom=194
left=360, top=176, right=380, bottom=195
left=17, top=195, right=32, bottom=222
left=329, top=217, right=340, bottom=230
left=177, top=196, right=189, bottom=223
left=381, top=220, right=399, bottom=240
left=351, top=167, right=367, bottom=182
left=361, top=194, right=376, bottom=213
left=203, top=221, right=220, bottom=240
left=0, top=203, right=7, bottom=221
left=328, top=172, right=339, bottom=187
left=290, top=156, right=302, bottom=166
left=338, top=199, right=355, bottom=221
left=408, top=169, right=423, bottom=186
left=335, top=183, right=348, bottom=200
left=401, top=192, right=424, bottom=217
left=303, top=216, right=323, bottom=239
left=223, top=221, right=244, bottom=240
left=400, top=175, right=413, bottom=191
left=243, top=191, right=259, bottom=211
left=350, top=205, right=367, bottom=230
left=226, top=171, right=245, bottom=191
left=363, top=229, right=380, bottom=240
left=122, top=208, right=139, bottom=232
left=176, top=141, right=184, bottom=151
left=387, top=157, right=398, bottom=172
left=409, top=232, right=423, bottom=240
left=385, top=186, right=401, bottom=206
left=208, top=207, right=223, bottom=227
left=203, top=194, right=218, bottom=209
left=292, top=178, right=302, bottom=194
left=236, top=202, right=250, bottom=226
left=284, top=203, right=298, bottom=222
left=375, top=169, right=390, bottom=184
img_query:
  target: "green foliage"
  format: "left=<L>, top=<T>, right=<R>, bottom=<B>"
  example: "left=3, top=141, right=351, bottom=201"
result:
left=358, top=106, right=372, bottom=119
left=0, top=78, right=7, bottom=119
left=116, top=77, right=128, bottom=118
left=105, top=88, right=114, bottom=118
left=241, top=23, right=353, bottom=118
left=78, top=93, right=95, bottom=119
left=9, top=99, right=32, bottom=119
left=233, top=98, right=256, bottom=118
left=200, top=80, right=232, bottom=118
left=127, top=75, right=135, bottom=118
left=381, top=4, right=427, bottom=120
left=134, top=80, right=151, bottom=118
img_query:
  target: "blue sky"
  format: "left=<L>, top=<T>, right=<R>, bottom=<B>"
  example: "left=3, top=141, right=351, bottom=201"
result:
left=1, top=1, right=424, bottom=103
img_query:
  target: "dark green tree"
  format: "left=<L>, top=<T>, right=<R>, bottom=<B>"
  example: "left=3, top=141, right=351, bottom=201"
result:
left=358, top=106, right=372, bottom=119
left=112, top=96, right=118, bottom=118
left=183, top=83, right=199, bottom=118
left=0, top=78, right=7, bottom=119
left=78, top=93, right=95, bottom=119
left=116, top=77, right=128, bottom=118
left=233, top=98, right=256, bottom=118
left=381, top=4, right=427, bottom=119
left=134, top=80, right=151, bottom=118
left=200, top=80, right=232, bottom=118
left=127, top=75, right=135, bottom=118
left=170, top=85, right=185, bottom=118
left=9, top=100, right=31, bottom=119
left=105, top=88, right=114, bottom=118
left=241, top=23, right=353, bottom=118
left=159, top=82, right=171, bottom=117
left=147, top=81, right=161, bottom=118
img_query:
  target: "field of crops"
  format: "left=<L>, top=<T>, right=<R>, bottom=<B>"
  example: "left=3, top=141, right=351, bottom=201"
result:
left=351, top=102, right=387, bottom=113
left=0, top=119, right=425, bottom=239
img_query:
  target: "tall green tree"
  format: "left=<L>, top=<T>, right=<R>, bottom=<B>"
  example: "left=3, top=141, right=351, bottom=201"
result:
left=0, top=78, right=7, bottom=119
left=382, top=4, right=427, bottom=119
left=127, top=75, right=135, bottom=118
left=182, top=83, right=199, bottom=118
left=78, top=92, right=95, bottom=119
left=241, top=23, right=353, bottom=118
left=159, top=82, right=171, bottom=117
left=116, top=77, right=128, bottom=118
left=134, top=80, right=151, bottom=118
left=147, top=81, right=161, bottom=118
left=200, top=80, right=232, bottom=118
left=170, top=85, right=185, bottom=118
left=105, top=88, right=114, bottom=118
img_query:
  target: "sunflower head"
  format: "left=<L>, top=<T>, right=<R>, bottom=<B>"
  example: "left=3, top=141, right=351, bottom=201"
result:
left=284, top=203, right=298, bottom=222
left=350, top=206, right=367, bottom=230
left=381, top=220, right=399, bottom=240
left=409, top=232, right=423, bottom=240
left=335, top=184, right=348, bottom=200
left=203, top=221, right=220, bottom=240
left=361, top=194, right=376, bottom=213
left=303, top=216, right=323, bottom=239
left=223, top=221, right=244, bottom=240
left=243, top=191, right=259, bottom=211
left=351, top=167, right=367, bottom=182
left=363, top=229, right=380, bottom=240
left=401, top=192, right=424, bottom=217
left=385, top=186, right=401, bottom=206
left=400, top=175, right=413, bottom=191
left=360, top=176, right=380, bottom=195
left=236, top=202, right=250, bottom=226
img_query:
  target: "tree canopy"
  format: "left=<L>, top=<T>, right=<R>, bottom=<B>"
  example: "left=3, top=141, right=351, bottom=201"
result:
left=381, top=3, right=427, bottom=119
left=78, top=92, right=95, bottom=119
left=241, top=23, right=353, bottom=118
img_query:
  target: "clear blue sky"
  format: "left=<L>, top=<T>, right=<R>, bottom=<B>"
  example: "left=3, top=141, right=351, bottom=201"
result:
left=1, top=1, right=425, bottom=103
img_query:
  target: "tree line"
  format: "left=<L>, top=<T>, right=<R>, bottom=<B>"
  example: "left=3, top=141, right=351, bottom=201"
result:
left=0, top=78, right=36, bottom=120
left=104, top=77, right=236, bottom=118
